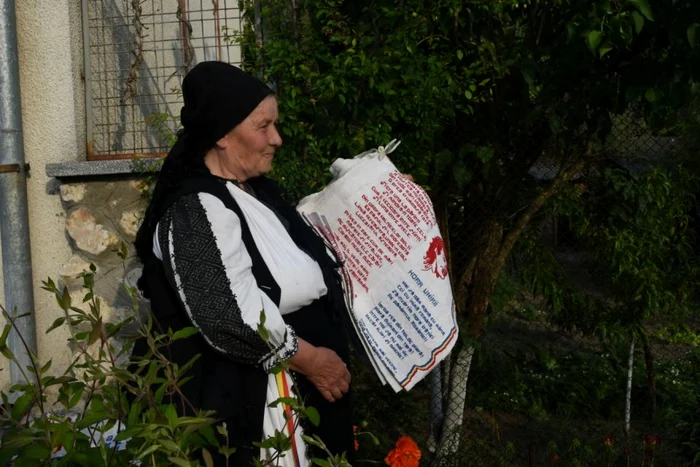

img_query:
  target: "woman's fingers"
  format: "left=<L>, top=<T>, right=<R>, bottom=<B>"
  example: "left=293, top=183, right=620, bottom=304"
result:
left=330, top=387, right=344, bottom=401
left=321, top=389, right=336, bottom=403
left=305, top=346, right=351, bottom=402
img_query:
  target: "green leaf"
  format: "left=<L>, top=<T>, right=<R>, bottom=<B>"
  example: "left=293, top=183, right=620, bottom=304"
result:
left=688, top=23, right=699, bottom=49
left=0, top=323, right=12, bottom=346
left=199, top=425, right=220, bottom=447
left=87, top=316, right=102, bottom=345
left=40, top=359, right=52, bottom=375
left=268, top=397, right=297, bottom=408
left=631, top=11, right=645, bottom=34
left=18, top=444, right=52, bottom=460
left=119, top=242, right=128, bottom=259
left=171, top=326, right=199, bottom=342
left=456, top=49, right=463, bottom=60
left=202, top=448, right=214, bottom=467
left=629, top=0, right=654, bottom=21
left=599, top=42, right=614, bottom=58
left=178, top=354, right=201, bottom=377
left=137, top=444, right=160, bottom=460
left=76, top=410, right=110, bottom=429
left=257, top=323, right=270, bottom=342
left=645, top=88, right=660, bottom=103
left=46, top=317, right=66, bottom=334
left=311, top=458, right=333, bottom=467
left=154, top=382, right=167, bottom=403
left=68, top=383, right=85, bottom=409
left=165, top=404, right=178, bottom=429
left=218, top=446, right=236, bottom=458
left=58, top=286, right=72, bottom=311
left=587, top=30, right=604, bottom=53
left=11, top=391, right=35, bottom=419
left=127, top=400, right=142, bottom=427
left=160, top=439, right=181, bottom=453
left=305, top=406, right=321, bottom=427
left=168, top=457, right=192, bottom=467
left=0, top=346, right=15, bottom=361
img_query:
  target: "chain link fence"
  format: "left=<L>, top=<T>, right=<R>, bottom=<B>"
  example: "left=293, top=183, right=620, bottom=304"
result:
left=352, top=113, right=699, bottom=467
left=404, top=114, right=696, bottom=466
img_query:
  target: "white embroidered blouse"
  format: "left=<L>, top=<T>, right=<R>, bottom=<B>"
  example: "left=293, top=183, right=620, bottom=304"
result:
left=154, top=180, right=323, bottom=466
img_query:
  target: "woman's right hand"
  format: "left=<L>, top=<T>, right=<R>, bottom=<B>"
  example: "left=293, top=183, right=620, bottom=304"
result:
left=289, top=338, right=351, bottom=403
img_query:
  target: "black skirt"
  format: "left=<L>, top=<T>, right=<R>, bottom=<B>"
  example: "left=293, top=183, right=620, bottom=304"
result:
left=283, top=297, right=356, bottom=464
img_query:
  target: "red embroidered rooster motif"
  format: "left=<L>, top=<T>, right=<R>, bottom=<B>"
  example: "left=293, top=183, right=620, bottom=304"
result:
left=423, top=236, right=448, bottom=279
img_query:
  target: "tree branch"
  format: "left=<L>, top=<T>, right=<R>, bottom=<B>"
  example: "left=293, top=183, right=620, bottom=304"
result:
left=498, top=142, right=594, bottom=264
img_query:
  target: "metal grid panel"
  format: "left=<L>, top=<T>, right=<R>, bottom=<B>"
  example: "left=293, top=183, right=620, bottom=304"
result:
left=83, top=0, right=245, bottom=159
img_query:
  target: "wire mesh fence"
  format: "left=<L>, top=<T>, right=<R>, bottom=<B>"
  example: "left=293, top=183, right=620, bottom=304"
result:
left=349, top=113, right=699, bottom=467
left=407, top=113, right=700, bottom=466
left=82, top=0, right=245, bottom=159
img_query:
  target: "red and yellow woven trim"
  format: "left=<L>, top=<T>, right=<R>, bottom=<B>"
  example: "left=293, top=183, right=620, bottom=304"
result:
left=275, top=372, right=302, bottom=467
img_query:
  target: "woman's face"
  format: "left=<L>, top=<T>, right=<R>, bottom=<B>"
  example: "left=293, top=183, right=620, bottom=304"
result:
left=208, top=95, right=282, bottom=181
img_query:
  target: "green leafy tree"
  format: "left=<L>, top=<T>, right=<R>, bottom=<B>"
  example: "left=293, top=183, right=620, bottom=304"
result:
left=241, top=0, right=700, bottom=458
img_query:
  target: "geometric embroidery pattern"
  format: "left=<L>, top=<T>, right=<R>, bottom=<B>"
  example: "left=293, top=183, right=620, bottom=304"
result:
left=159, top=193, right=297, bottom=366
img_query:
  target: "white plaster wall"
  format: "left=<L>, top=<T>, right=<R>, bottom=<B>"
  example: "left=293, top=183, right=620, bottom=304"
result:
left=0, top=1, right=244, bottom=390
left=0, top=0, right=86, bottom=389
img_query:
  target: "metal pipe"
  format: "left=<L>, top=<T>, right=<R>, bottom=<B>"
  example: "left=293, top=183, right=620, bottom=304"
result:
left=428, top=364, right=444, bottom=453
left=0, top=0, right=38, bottom=385
left=81, top=0, right=94, bottom=159
left=625, top=336, right=635, bottom=435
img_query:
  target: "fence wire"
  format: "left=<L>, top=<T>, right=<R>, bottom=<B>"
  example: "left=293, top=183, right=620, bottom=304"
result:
left=416, top=114, right=697, bottom=467
left=83, top=0, right=244, bottom=159
left=352, top=113, right=699, bottom=467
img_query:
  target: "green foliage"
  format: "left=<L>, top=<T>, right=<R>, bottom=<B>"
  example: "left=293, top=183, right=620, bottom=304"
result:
left=0, top=243, right=354, bottom=466
left=469, top=335, right=629, bottom=420
left=556, top=166, right=699, bottom=331
left=240, top=0, right=700, bottom=349
left=242, top=0, right=700, bottom=201
left=0, top=265, right=225, bottom=466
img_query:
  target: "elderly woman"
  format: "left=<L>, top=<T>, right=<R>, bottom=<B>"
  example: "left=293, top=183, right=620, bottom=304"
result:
left=134, top=61, right=354, bottom=466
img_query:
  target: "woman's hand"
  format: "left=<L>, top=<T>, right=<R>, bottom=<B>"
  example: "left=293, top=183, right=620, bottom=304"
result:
left=289, top=338, right=351, bottom=403
left=306, top=347, right=351, bottom=402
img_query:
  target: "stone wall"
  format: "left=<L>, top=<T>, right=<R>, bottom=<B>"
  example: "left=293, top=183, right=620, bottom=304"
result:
left=56, top=176, right=149, bottom=351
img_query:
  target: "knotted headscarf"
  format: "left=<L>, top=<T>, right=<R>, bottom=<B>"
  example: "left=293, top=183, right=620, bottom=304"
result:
left=179, top=61, right=273, bottom=152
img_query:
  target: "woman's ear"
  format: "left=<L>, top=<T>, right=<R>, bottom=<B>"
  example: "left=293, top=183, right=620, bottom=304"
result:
left=215, top=133, right=229, bottom=149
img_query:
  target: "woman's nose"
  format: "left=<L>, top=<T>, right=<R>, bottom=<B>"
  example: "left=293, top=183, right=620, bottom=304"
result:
left=269, top=125, right=283, bottom=147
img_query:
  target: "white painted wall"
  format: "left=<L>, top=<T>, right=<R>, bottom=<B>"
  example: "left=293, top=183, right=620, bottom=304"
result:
left=0, top=0, right=86, bottom=388
left=0, top=1, right=244, bottom=390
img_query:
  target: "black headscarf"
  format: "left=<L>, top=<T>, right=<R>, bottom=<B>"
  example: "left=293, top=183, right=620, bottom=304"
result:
left=135, top=61, right=273, bottom=289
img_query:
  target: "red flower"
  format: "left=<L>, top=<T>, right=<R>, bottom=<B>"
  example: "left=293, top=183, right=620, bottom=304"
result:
left=551, top=453, right=561, bottom=464
left=603, top=435, right=616, bottom=447
left=643, top=434, right=660, bottom=447
left=353, top=425, right=359, bottom=451
left=385, top=436, right=421, bottom=467
left=623, top=446, right=632, bottom=456
left=354, top=440, right=360, bottom=451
